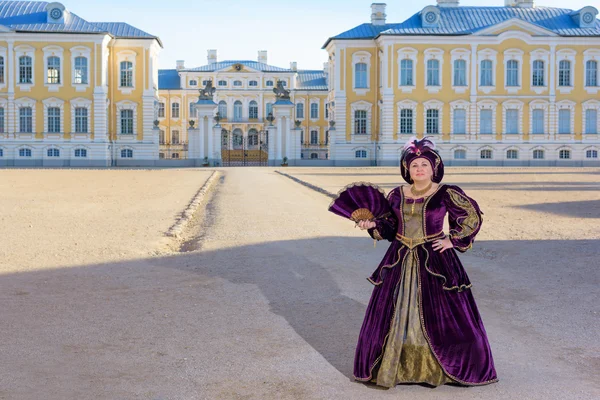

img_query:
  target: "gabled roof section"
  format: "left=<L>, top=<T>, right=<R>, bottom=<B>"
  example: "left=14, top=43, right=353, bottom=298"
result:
left=0, top=1, right=162, bottom=45
left=474, top=17, right=559, bottom=36
left=296, top=70, right=327, bottom=91
left=381, top=6, right=600, bottom=37
left=182, top=60, right=292, bottom=73
left=158, top=69, right=180, bottom=90
left=322, top=22, right=401, bottom=48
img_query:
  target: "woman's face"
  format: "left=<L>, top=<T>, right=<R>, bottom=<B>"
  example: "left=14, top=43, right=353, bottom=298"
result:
left=409, top=157, right=433, bottom=183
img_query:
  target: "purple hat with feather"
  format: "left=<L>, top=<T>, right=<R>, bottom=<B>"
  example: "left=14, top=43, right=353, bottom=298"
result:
left=400, top=136, right=444, bottom=184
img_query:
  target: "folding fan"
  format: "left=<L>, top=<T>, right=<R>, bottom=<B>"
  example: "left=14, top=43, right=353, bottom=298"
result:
left=328, top=182, right=391, bottom=224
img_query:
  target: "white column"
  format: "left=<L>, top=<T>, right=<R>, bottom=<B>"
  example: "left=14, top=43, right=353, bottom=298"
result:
left=7, top=40, right=15, bottom=137
left=276, top=116, right=282, bottom=160
left=470, top=43, right=478, bottom=140
left=211, top=125, right=221, bottom=163
left=285, top=117, right=291, bottom=159
left=267, top=125, right=276, bottom=164
left=549, top=44, right=556, bottom=139
left=93, top=89, right=108, bottom=142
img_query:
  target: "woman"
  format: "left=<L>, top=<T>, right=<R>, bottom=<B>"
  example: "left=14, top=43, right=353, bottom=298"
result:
left=355, top=137, right=497, bottom=387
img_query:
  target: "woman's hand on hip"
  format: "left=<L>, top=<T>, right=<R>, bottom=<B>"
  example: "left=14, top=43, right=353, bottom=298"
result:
left=357, top=220, right=376, bottom=230
left=432, top=236, right=454, bottom=253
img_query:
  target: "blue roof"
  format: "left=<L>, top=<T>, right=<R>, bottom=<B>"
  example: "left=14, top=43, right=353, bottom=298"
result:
left=183, top=60, right=292, bottom=73
left=296, top=70, right=327, bottom=91
left=324, top=5, right=600, bottom=47
left=158, top=69, right=180, bottom=90
left=0, top=1, right=161, bottom=44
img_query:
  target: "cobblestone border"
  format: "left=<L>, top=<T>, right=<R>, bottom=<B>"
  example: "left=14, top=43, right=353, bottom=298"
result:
left=275, top=170, right=336, bottom=198
left=166, top=170, right=220, bottom=238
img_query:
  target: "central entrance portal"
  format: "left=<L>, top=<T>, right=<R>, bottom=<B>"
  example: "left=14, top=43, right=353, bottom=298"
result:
left=221, top=128, right=269, bottom=166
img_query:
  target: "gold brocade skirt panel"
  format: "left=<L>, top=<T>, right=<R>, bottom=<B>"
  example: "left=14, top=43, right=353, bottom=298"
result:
left=375, top=248, right=453, bottom=388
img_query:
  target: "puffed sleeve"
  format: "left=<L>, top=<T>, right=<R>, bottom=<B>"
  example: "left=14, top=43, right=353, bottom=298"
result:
left=367, top=211, right=398, bottom=242
left=444, top=185, right=483, bottom=252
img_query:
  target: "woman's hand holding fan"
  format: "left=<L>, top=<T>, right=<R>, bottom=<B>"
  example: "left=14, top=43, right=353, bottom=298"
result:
left=327, top=182, right=391, bottom=228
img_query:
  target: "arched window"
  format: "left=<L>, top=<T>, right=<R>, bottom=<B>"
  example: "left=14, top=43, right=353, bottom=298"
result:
left=233, top=101, right=243, bottom=121
left=355, top=62, right=367, bottom=88
left=218, top=80, right=227, bottom=86
left=559, top=149, right=571, bottom=159
left=171, top=102, right=180, bottom=118
left=249, top=80, right=258, bottom=87
left=355, top=150, right=367, bottom=158
left=558, top=60, right=571, bottom=87
left=532, top=60, right=544, bottom=87
left=310, top=103, right=319, bottom=119
left=232, top=128, right=243, bottom=149
left=249, top=101, right=258, bottom=119
left=248, top=129, right=258, bottom=147
left=74, top=56, right=87, bottom=84
left=266, top=80, right=274, bottom=87
left=453, top=59, right=467, bottom=86
left=533, top=149, right=545, bottom=159
left=233, top=80, right=242, bottom=87
left=47, top=148, right=60, bottom=157
left=121, top=149, right=133, bottom=158
left=189, top=80, right=197, bottom=86
left=480, top=60, right=493, bottom=86
left=74, top=148, right=87, bottom=158
left=296, top=103, right=304, bottom=119
left=506, top=60, right=519, bottom=87
left=480, top=149, right=492, bottom=159
left=427, top=59, right=440, bottom=86
left=586, top=60, right=598, bottom=87
left=454, top=149, right=466, bottom=159
left=19, top=148, right=32, bottom=157
left=506, top=149, right=518, bottom=159
left=586, top=149, right=598, bottom=158
left=218, top=101, right=227, bottom=119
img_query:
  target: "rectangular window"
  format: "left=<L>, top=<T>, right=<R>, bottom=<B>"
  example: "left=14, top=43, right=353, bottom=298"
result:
left=0, top=56, right=4, bottom=84
left=354, top=110, right=367, bottom=134
left=532, top=60, right=545, bottom=87
left=19, top=107, right=33, bottom=133
left=506, top=60, right=519, bottom=87
left=586, top=109, right=598, bottom=134
left=121, top=109, right=133, bottom=134
left=399, top=109, right=413, bottom=134
left=120, top=61, right=133, bottom=87
left=427, top=59, right=440, bottom=86
left=172, top=103, right=180, bottom=118
left=532, top=109, right=544, bottom=134
left=75, top=149, right=87, bottom=158
left=400, top=59, right=413, bottom=86
left=158, top=102, right=165, bottom=118
left=75, top=107, right=88, bottom=133
left=47, top=57, right=60, bottom=84
left=533, top=150, right=544, bottom=159
left=480, top=109, right=493, bottom=134
left=310, top=103, right=319, bottom=119
left=19, top=56, right=33, bottom=84
left=480, top=60, right=493, bottom=86
left=189, top=103, right=197, bottom=118
left=172, top=130, right=180, bottom=144
left=586, top=61, right=598, bottom=87
left=47, top=107, right=61, bottom=133
left=558, top=109, right=570, bottom=134
left=74, top=57, right=88, bottom=84
left=0, top=107, right=4, bottom=133
left=453, top=60, right=467, bottom=86
left=296, top=103, right=304, bottom=119
left=159, top=130, right=165, bottom=144
left=558, top=60, right=571, bottom=87
left=426, top=109, right=439, bottom=134
left=505, top=109, right=519, bottom=134
left=453, top=109, right=466, bottom=134
left=310, top=130, right=318, bottom=144
left=355, top=63, right=367, bottom=88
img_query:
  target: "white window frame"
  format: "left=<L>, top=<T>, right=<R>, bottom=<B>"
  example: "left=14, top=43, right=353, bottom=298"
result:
left=532, top=147, right=546, bottom=160
left=296, top=100, right=305, bottom=120
left=452, top=146, right=468, bottom=160
left=556, top=49, right=576, bottom=94
left=504, top=49, right=523, bottom=94
left=350, top=101, right=372, bottom=137
left=70, top=97, right=92, bottom=134
left=15, top=45, right=35, bottom=91
left=70, top=46, right=91, bottom=92
left=351, top=51, right=371, bottom=95
left=584, top=147, right=598, bottom=159
left=423, top=99, right=443, bottom=135
left=170, top=98, right=180, bottom=120
left=451, top=48, right=470, bottom=94
left=116, top=50, right=137, bottom=95
left=558, top=147, right=572, bottom=160
left=17, top=146, right=34, bottom=158
left=479, top=147, right=493, bottom=160
left=477, top=49, right=497, bottom=94
left=0, top=97, right=6, bottom=134
left=477, top=100, right=497, bottom=137
left=529, top=49, right=549, bottom=94
left=353, top=148, right=368, bottom=158
left=15, top=97, right=36, bottom=134
left=158, top=97, right=166, bottom=119
left=583, top=49, right=600, bottom=94
left=119, top=147, right=134, bottom=158
left=73, top=147, right=89, bottom=158
left=529, top=100, right=549, bottom=137
left=582, top=100, right=600, bottom=136
left=450, top=100, right=469, bottom=136
left=116, top=100, right=138, bottom=137
left=505, top=147, right=520, bottom=160
left=555, top=100, right=576, bottom=137
left=310, top=98, right=320, bottom=120
left=309, top=127, right=320, bottom=144
left=396, top=100, right=417, bottom=136
left=424, top=48, right=444, bottom=93
left=44, top=146, right=62, bottom=159
left=42, top=97, right=64, bottom=134
left=0, top=46, right=6, bottom=90
left=397, top=47, right=418, bottom=93
left=502, top=100, right=523, bottom=137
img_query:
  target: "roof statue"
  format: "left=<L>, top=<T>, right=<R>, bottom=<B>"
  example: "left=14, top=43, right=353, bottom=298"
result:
left=273, top=80, right=291, bottom=100
left=199, top=80, right=216, bottom=100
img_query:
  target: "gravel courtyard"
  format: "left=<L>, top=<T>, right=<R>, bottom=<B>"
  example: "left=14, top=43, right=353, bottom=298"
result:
left=0, top=167, right=598, bottom=400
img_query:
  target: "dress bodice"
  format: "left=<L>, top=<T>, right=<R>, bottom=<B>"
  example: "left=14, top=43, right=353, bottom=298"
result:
left=401, top=197, right=427, bottom=240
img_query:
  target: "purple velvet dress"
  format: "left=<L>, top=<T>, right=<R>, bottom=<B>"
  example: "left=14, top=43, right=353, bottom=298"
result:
left=355, top=183, right=498, bottom=386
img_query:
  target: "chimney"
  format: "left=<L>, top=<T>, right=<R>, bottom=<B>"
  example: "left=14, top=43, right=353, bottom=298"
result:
left=505, top=0, right=534, bottom=7
left=290, top=61, right=297, bottom=71
left=207, top=49, right=217, bottom=64
left=258, top=50, right=268, bottom=64
left=176, top=60, right=185, bottom=70
left=371, top=3, right=386, bottom=25
left=437, top=0, right=459, bottom=7
left=323, top=62, right=328, bottom=74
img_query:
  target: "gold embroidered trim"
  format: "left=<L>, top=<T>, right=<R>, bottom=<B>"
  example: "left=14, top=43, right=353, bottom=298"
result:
left=372, top=229, right=384, bottom=241
left=422, top=184, right=445, bottom=235
left=446, top=188, right=480, bottom=240
left=396, top=231, right=445, bottom=249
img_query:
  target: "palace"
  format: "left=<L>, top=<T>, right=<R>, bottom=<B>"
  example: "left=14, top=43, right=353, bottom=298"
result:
left=1, top=0, right=599, bottom=167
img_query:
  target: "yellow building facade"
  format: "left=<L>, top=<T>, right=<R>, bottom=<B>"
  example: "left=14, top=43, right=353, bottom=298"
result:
left=0, top=1, right=162, bottom=166
left=323, top=0, right=600, bottom=165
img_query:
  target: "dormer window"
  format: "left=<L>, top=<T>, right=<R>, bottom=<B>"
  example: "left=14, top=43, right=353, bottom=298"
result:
left=570, top=6, right=598, bottom=28
left=46, top=2, right=66, bottom=24
left=266, top=80, right=274, bottom=87
left=189, top=80, right=197, bottom=86
left=233, top=80, right=242, bottom=87
left=420, top=6, right=440, bottom=28
left=218, top=80, right=227, bottom=86
left=249, top=80, right=258, bottom=87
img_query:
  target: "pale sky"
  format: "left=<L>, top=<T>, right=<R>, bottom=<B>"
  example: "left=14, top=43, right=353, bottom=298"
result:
left=69, top=0, right=595, bottom=71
